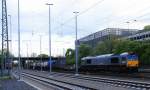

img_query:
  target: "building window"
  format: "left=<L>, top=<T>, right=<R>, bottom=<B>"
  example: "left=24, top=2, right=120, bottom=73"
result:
left=140, top=36, right=142, bottom=39
left=148, top=34, right=150, bottom=37
left=134, top=37, right=136, bottom=40
left=146, top=34, right=148, bottom=38
left=142, top=35, right=145, bottom=38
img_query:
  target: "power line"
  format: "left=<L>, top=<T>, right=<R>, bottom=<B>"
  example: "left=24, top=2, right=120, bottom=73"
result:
left=78, top=0, right=105, bottom=16
left=56, top=0, right=79, bottom=19
left=53, top=0, right=150, bottom=38
left=53, top=0, right=106, bottom=32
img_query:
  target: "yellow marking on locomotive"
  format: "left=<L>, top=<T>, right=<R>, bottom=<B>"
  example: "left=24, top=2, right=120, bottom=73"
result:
left=127, top=60, right=139, bottom=67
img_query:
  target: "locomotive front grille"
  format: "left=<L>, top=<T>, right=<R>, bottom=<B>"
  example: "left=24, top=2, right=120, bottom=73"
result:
left=127, top=60, right=139, bottom=67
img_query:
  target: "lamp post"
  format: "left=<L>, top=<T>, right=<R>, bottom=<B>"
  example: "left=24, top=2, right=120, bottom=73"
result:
left=8, top=15, right=13, bottom=71
left=73, top=11, right=79, bottom=75
left=39, top=35, right=42, bottom=71
left=18, top=0, right=21, bottom=80
left=22, top=40, right=30, bottom=70
left=46, top=3, right=53, bottom=73
left=126, top=21, right=130, bottom=36
left=26, top=43, right=29, bottom=69
left=133, top=20, right=138, bottom=29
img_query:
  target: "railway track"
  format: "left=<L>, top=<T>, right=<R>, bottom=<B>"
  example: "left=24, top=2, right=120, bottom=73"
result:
left=23, top=70, right=150, bottom=90
left=71, top=74, right=150, bottom=90
left=48, top=72, right=150, bottom=89
left=52, top=69, right=150, bottom=79
left=17, top=72, right=97, bottom=90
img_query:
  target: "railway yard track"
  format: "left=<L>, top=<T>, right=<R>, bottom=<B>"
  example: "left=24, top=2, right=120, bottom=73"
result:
left=44, top=72, right=150, bottom=90
left=13, top=70, right=150, bottom=90
left=52, top=69, right=150, bottom=80
left=13, top=71, right=97, bottom=90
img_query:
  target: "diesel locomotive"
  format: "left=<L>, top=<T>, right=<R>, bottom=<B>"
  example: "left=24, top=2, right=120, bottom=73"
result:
left=80, top=52, right=139, bottom=72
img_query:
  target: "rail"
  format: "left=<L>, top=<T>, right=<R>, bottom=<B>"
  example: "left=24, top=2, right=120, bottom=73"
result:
left=21, top=72, right=96, bottom=90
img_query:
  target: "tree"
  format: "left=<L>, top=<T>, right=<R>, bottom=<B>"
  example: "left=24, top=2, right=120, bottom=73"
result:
left=78, top=44, right=92, bottom=63
left=93, top=39, right=150, bottom=66
left=113, top=40, right=150, bottom=65
left=65, top=44, right=92, bottom=65
left=113, top=40, right=141, bottom=54
left=93, top=39, right=116, bottom=55
left=143, top=25, right=150, bottom=31
left=65, top=48, right=75, bottom=65
left=38, top=54, right=48, bottom=58
left=31, top=53, right=37, bottom=57
left=136, top=43, right=150, bottom=65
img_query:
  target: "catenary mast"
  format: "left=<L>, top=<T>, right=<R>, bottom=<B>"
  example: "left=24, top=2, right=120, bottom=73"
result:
left=1, top=0, right=9, bottom=76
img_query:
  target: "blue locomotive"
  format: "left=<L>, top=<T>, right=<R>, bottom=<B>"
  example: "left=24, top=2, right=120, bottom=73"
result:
left=80, top=52, right=139, bottom=72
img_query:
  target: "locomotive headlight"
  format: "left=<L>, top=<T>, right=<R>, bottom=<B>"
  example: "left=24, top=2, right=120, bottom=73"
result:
left=121, top=61, right=126, bottom=64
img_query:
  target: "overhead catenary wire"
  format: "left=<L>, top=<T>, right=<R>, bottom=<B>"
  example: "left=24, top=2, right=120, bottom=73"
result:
left=56, top=0, right=79, bottom=20
left=53, top=0, right=106, bottom=31
left=54, top=0, right=147, bottom=32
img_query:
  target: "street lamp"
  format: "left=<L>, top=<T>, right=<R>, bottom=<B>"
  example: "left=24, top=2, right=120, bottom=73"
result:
left=8, top=15, right=13, bottom=71
left=18, top=0, right=21, bottom=80
left=26, top=43, right=29, bottom=69
left=126, top=21, right=130, bottom=36
left=46, top=3, right=53, bottom=73
left=39, top=35, right=42, bottom=71
left=133, top=20, right=138, bottom=29
left=22, top=40, right=31, bottom=70
left=73, top=11, right=79, bottom=75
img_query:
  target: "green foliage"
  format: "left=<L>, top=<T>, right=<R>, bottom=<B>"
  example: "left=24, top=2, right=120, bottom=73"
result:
left=113, top=40, right=141, bottom=54
left=0, top=50, right=14, bottom=66
left=136, top=43, right=150, bottom=65
left=65, top=39, right=150, bottom=66
left=143, top=25, right=150, bottom=31
left=93, top=39, right=117, bottom=55
left=65, top=44, right=92, bottom=65
left=78, top=44, right=92, bottom=63
left=0, top=76, right=11, bottom=80
left=65, top=48, right=75, bottom=65
left=38, top=54, right=48, bottom=58
left=96, top=39, right=150, bottom=66
left=31, top=53, right=37, bottom=57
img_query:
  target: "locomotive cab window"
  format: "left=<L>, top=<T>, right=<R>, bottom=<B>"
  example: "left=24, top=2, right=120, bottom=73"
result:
left=121, top=57, right=126, bottom=63
left=128, top=55, right=138, bottom=61
left=81, top=60, right=86, bottom=65
left=86, top=59, right=91, bottom=64
left=111, top=57, right=119, bottom=63
left=122, top=57, right=126, bottom=61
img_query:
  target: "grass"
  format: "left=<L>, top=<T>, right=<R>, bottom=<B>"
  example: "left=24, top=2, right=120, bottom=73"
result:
left=0, top=76, right=11, bottom=80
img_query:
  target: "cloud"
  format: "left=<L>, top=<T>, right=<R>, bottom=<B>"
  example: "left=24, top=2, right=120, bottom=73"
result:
left=3, top=0, right=150, bottom=56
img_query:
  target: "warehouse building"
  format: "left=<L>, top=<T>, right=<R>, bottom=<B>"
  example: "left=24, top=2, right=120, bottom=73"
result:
left=78, top=28, right=139, bottom=47
left=124, top=30, right=150, bottom=41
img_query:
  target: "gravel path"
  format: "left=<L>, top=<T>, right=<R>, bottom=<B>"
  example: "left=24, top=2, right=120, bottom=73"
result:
left=0, top=78, right=37, bottom=90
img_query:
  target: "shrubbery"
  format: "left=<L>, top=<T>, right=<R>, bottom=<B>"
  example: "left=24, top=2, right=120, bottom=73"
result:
left=65, top=39, right=150, bottom=66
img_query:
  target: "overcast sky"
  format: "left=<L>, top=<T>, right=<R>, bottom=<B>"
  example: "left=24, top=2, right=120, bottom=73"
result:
left=1, top=0, right=150, bottom=57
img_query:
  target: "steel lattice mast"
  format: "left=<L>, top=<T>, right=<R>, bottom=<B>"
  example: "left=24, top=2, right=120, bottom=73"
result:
left=1, top=0, right=9, bottom=75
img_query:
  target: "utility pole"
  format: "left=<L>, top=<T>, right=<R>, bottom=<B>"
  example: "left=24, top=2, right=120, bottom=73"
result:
left=18, top=0, right=21, bottom=80
left=1, top=0, right=9, bottom=76
left=126, top=21, right=130, bottom=36
left=26, top=43, right=29, bottom=69
left=39, top=35, right=42, bottom=71
left=73, top=11, right=79, bottom=76
left=8, top=15, right=13, bottom=72
left=46, top=3, right=53, bottom=73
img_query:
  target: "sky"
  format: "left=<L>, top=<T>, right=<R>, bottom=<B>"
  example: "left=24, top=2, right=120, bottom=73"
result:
left=1, top=0, right=150, bottom=57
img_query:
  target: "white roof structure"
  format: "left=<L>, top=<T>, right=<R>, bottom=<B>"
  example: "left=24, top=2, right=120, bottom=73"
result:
left=81, top=54, right=114, bottom=60
left=120, top=52, right=128, bottom=55
left=81, top=56, right=94, bottom=60
left=96, top=54, right=114, bottom=58
left=79, top=28, right=139, bottom=42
